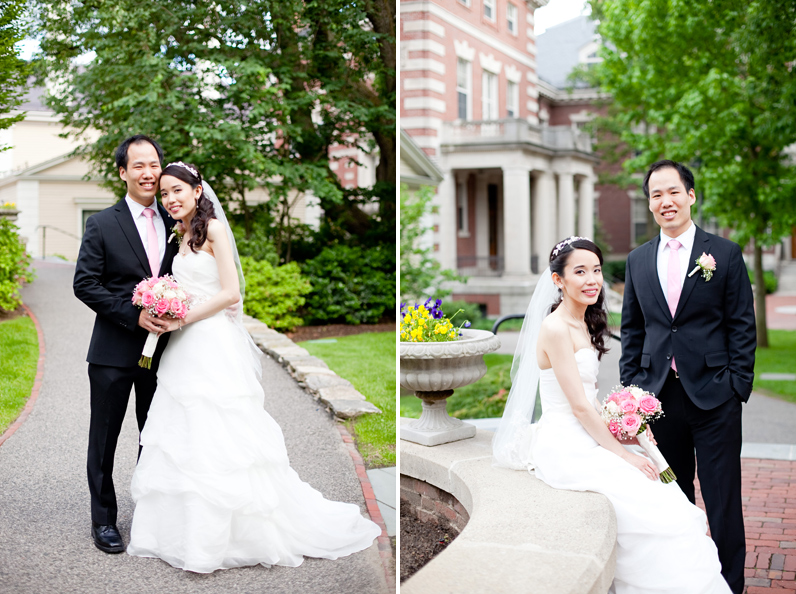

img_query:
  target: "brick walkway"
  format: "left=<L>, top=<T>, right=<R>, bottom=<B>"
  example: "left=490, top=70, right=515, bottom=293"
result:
left=766, top=294, right=796, bottom=331
left=695, top=458, right=796, bottom=593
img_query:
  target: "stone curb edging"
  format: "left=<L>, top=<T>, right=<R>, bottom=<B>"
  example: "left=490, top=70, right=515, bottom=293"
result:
left=243, top=315, right=382, bottom=419
left=400, top=425, right=617, bottom=594
left=337, top=424, right=396, bottom=593
left=0, top=304, right=46, bottom=448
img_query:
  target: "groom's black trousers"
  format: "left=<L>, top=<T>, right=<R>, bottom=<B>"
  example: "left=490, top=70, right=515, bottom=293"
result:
left=653, top=369, right=745, bottom=594
left=87, top=363, right=157, bottom=526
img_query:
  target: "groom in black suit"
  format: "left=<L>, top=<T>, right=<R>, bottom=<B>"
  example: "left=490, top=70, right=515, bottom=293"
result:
left=73, top=135, right=179, bottom=553
left=620, top=160, right=755, bottom=594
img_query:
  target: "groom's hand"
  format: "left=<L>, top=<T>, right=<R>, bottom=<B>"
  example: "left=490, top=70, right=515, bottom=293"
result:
left=138, top=310, right=167, bottom=333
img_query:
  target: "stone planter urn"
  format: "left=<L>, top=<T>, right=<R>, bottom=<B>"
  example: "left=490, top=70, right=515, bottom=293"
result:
left=0, top=208, right=20, bottom=223
left=400, top=329, right=501, bottom=446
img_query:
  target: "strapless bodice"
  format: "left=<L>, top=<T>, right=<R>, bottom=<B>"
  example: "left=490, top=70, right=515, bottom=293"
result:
left=172, top=250, right=220, bottom=303
left=538, top=348, right=599, bottom=414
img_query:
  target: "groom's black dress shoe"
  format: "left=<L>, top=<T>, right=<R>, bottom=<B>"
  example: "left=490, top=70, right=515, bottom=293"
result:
left=92, top=523, right=125, bottom=554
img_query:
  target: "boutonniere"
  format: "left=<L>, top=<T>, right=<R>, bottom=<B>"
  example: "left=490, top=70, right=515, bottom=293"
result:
left=168, top=222, right=184, bottom=246
left=688, top=252, right=716, bottom=281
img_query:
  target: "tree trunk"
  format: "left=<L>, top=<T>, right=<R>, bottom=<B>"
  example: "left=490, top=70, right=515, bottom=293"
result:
left=753, top=238, right=769, bottom=348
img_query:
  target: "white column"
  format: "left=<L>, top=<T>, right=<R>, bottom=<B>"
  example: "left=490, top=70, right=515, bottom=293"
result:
left=579, top=175, right=595, bottom=239
left=475, top=174, right=489, bottom=258
left=535, top=170, right=557, bottom=262
left=436, top=171, right=457, bottom=271
left=502, top=167, right=531, bottom=276
left=17, top=180, right=40, bottom=258
left=558, top=172, right=575, bottom=239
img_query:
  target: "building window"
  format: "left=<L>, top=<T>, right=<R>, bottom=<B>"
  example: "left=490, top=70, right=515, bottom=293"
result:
left=81, top=209, right=102, bottom=235
left=482, top=71, right=498, bottom=120
left=507, top=3, right=517, bottom=34
left=506, top=80, right=519, bottom=118
left=631, top=197, right=649, bottom=245
left=458, top=0, right=470, bottom=5
left=483, top=0, right=495, bottom=21
left=457, top=58, right=471, bottom=121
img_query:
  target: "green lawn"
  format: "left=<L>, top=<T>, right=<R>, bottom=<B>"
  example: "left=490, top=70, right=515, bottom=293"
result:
left=300, top=332, right=395, bottom=468
left=401, top=353, right=514, bottom=420
left=0, top=315, right=39, bottom=434
left=754, top=330, right=796, bottom=403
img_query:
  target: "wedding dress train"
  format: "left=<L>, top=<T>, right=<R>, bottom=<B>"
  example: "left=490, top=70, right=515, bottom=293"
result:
left=531, top=348, right=731, bottom=594
left=127, top=249, right=381, bottom=573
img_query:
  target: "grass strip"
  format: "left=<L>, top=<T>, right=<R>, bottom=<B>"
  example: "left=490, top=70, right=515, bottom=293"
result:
left=754, top=329, right=796, bottom=403
left=301, top=332, right=396, bottom=468
left=0, top=315, right=39, bottom=434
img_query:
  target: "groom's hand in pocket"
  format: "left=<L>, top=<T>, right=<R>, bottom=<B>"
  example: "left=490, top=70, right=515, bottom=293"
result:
left=139, top=310, right=167, bottom=334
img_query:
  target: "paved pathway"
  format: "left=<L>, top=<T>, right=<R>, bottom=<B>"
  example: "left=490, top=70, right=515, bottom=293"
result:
left=0, top=261, right=388, bottom=594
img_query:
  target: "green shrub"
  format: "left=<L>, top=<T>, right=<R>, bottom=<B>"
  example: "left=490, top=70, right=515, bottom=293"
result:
left=0, top=218, right=34, bottom=312
left=447, top=354, right=514, bottom=419
left=602, top=259, right=627, bottom=283
left=440, top=300, right=483, bottom=326
left=747, top=268, right=778, bottom=295
left=301, top=244, right=395, bottom=325
left=240, top=257, right=312, bottom=330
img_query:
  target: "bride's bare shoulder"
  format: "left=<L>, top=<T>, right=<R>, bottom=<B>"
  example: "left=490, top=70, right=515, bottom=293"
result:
left=539, top=309, right=570, bottom=342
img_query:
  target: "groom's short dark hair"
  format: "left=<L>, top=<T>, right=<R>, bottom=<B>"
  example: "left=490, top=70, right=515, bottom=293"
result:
left=115, top=135, right=164, bottom=170
left=642, top=160, right=695, bottom=199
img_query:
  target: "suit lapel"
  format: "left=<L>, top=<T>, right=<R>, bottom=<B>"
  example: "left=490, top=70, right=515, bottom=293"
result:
left=643, top=235, right=672, bottom=319
left=114, top=199, right=151, bottom=276
left=674, top=226, right=711, bottom=320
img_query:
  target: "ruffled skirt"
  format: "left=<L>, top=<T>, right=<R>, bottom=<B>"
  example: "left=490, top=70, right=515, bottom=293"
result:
left=127, top=313, right=380, bottom=573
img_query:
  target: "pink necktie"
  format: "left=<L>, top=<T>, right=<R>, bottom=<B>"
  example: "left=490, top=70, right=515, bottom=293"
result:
left=667, top=239, right=681, bottom=371
left=142, top=208, right=160, bottom=277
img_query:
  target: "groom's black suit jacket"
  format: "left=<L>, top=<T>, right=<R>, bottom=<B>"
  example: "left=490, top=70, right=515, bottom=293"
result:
left=619, top=225, right=756, bottom=409
left=74, top=199, right=179, bottom=368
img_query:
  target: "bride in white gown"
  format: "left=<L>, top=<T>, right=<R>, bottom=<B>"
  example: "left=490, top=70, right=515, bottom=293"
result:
left=126, top=162, right=380, bottom=573
left=492, top=236, right=730, bottom=594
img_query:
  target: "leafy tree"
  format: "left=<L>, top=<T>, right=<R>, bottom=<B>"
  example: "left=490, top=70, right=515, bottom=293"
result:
left=32, top=0, right=394, bottom=256
left=400, top=184, right=465, bottom=302
left=589, top=0, right=796, bottom=347
left=0, top=0, right=30, bottom=148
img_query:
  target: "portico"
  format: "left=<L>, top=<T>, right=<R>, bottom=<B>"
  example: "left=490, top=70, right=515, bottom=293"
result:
left=436, top=119, right=597, bottom=315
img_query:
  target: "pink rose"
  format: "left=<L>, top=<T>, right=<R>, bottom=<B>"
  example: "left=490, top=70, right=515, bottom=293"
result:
left=639, top=396, right=660, bottom=415
left=607, top=392, right=620, bottom=403
left=155, top=298, right=170, bottom=316
left=699, top=253, right=716, bottom=270
left=141, top=291, right=156, bottom=308
left=621, top=413, right=642, bottom=436
left=617, top=390, right=634, bottom=402
left=147, top=277, right=159, bottom=288
left=619, top=398, right=639, bottom=414
left=608, top=419, right=620, bottom=435
left=170, top=298, right=186, bottom=318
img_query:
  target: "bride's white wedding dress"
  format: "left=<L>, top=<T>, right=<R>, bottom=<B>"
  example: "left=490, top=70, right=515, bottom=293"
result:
left=531, top=348, right=731, bottom=594
left=127, top=250, right=381, bottom=573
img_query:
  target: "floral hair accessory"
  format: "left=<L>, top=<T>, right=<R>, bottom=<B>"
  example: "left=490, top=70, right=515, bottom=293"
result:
left=688, top=252, right=716, bottom=281
left=551, top=236, right=592, bottom=259
left=165, top=161, right=199, bottom=177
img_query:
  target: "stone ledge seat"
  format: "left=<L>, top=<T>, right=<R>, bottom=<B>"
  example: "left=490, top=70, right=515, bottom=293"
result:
left=400, top=423, right=617, bottom=594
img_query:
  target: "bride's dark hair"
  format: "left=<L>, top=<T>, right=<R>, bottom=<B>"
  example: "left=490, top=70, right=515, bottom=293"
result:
left=161, top=162, right=216, bottom=253
left=548, top=237, right=610, bottom=360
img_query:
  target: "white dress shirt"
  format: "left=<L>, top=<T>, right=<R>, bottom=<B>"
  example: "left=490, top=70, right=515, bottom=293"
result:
left=656, top=222, right=696, bottom=308
left=125, top=195, right=166, bottom=270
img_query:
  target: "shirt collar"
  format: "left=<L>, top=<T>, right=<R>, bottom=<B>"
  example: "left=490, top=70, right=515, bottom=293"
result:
left=125, top=195, right=159, bottom=219
left=659, top=221, right=696, bottom=254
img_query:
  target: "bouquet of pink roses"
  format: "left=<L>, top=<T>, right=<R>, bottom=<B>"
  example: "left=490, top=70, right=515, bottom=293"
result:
left=601, top=385, right=677, bottom=483
left=132, top=275, right=190, bottom=369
